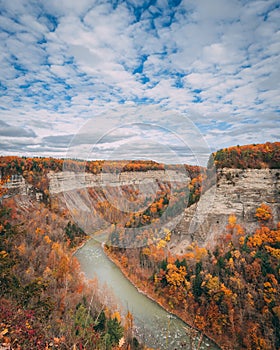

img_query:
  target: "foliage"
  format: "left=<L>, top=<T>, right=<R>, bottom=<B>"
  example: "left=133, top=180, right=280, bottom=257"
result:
left=108, top=205, right=280, bottom=350
left=0, top=195, right=126, bottom=349
left=65, top=221, right=87, bottom=247
left=212, top=142, right=280, bottom=169
left=255, top=203, right=273, bottom=223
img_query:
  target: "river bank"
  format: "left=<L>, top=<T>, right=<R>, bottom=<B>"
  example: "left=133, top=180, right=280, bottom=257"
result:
left=75, top=238, right=220, bottom=350
left=103, top=245, right=222, bottom=350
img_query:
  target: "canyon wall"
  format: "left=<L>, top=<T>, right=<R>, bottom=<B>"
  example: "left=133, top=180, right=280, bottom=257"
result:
left=4, top=167, right=280, bottom=253
left=170, top=168, right=280, bottom=254
left=48, top=170, right=189, bottom=194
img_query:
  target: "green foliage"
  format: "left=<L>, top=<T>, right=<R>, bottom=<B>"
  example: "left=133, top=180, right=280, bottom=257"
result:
left=94, top=310, right=123, bottom=349
left=65, top=221, right=86, bottom=247
left=74, top=304, right=95, bottom=338
left=94, top=310, right=107, bottom=332
left=106, top=317, right=123, bottom=348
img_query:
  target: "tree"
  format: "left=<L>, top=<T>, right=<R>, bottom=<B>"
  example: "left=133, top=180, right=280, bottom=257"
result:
left=255, top=203, right=272, bottom=223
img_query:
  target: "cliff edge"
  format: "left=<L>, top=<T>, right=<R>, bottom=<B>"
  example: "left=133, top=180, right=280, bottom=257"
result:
left=170, top=168, right=280, bottom=254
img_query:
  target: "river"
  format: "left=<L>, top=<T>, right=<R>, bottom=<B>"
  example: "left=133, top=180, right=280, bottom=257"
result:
left=75, top=237, right=220, bottom=350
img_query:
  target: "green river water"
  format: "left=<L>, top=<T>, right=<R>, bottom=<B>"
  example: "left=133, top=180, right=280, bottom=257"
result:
left=75, top=237, right=220, bottom=350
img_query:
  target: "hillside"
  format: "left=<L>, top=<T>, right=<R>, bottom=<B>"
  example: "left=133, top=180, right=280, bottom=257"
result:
left=107, top=207, right=280, bottom=350
left=102, top=142, right=280, bottom=350
left=169, top=142, right=280, bottom=253
left=170, top=167, right=280, bottom=253
left=1, top=141, right=280, bottom=350
left=0, top=190, right=151, bottom=349
left=211, top=142, right=280, bottom=169
left=0, top=157, right=202, bottom=350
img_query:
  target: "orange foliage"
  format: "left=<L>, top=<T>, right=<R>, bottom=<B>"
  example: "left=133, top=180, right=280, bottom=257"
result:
left=212, top=142, right=280, bottom=169
left=255, top=203, right=273, bottom=222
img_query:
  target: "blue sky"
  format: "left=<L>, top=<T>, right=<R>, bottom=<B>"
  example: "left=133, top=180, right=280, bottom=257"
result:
left=0, top=0, right=279, bottom=165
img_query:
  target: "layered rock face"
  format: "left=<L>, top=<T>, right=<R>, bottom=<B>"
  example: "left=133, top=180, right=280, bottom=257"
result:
left=3, top=175, right=31, bottom=196
left=47, top=170, right=190, bottom=234
left=170, top=168, right=280, bottom=254
left=48, top=170, right=189, bottom=194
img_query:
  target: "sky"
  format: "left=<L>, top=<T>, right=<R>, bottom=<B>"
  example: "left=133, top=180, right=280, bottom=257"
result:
left=0, top=0, right=279, bottom=165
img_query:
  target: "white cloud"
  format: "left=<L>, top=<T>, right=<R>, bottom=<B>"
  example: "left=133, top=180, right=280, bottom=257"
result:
left=0, top=0, right=279, bottom=162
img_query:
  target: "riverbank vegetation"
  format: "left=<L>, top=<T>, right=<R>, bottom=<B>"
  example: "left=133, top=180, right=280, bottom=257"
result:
left=106, top=206, right=280, bottom=350
left=0, top=156, right=205, bottom=350
left=1, top=141, right=279, bottom=349
left=0, top=194, right=150, bottom=349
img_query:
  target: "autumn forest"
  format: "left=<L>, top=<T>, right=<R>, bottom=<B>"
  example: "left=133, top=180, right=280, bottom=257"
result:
left=1, top=141, right=280, bottom=350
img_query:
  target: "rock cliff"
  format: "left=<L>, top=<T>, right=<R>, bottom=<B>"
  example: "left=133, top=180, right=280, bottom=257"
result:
left=47, top=170, right=189, bottom=194
left=4, top=166, right=280, bottom=254
left=170, top=168, right=280, bottom=254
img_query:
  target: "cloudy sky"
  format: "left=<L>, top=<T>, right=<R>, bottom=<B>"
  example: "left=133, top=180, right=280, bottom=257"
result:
left=0, top=0, right=279, bottom=165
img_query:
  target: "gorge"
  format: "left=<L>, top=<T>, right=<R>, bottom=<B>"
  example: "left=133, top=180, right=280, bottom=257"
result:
left=1, top=142, right=280, bottom=350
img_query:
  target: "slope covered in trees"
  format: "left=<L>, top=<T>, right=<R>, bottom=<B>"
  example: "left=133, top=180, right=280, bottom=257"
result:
left=0, top=156, right=203, bottom=203
left=106, top=207, right=280, bottom=350
left=0, top=193, right=148, bottom=349
left=212, top=142, right=280, bottom=169
left=1, top=141, right=279, bottom=349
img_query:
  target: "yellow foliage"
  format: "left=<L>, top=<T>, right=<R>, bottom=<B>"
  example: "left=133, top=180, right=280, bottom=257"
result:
left=265, top=245, right=280, bottom=259
left=44, top=235, right=52, bottom=244
left=194, top=246, right=208, bottom=261
left=166, top=264, right=186, bottom=287
left=227, top=258, right=234, bottom=270
left=164, top=229, right=171, bottom=242
left=228, top=214, right=237, bottom=227
left=142, top=247, right=151, bottom=256
left=205, top=274, right=220, bottom=294
left=52, top=242, right=63, bottom=256
left=232, top=250, right=241, bottom=259
left=0, top=328, right=8, bottom=337
left=157, top=239, right=167, bottom=249
left=248, top=233, right=263, bottom=247
left=184, top=252, right=195, bottom=260
left=154, top=273, right=159, bottom=284
left=111, top=311, right=121, bottom=323
left=239, top=236, right=245, bottom=246
left=236, top=225, right=245, bottom=235
left=220, top=283, right=232, bottom=297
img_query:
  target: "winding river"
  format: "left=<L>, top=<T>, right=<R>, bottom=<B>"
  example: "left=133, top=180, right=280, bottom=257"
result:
left=75, top=237, right=220, bottom=350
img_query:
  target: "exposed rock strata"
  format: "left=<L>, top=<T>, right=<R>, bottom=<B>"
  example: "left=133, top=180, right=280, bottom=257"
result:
left=48, top=170, right=189, bottom=194
left=170, top=168, right=280, bottom=254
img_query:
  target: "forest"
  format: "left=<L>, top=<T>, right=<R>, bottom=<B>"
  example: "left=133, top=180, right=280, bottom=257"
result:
left=0, top=156, right=202, bottom=202
left=1, top=141, right=279, bottom=349
left=212, top=142, right=280, bottom=169
left=0, top=191, right=150, bottom=349
left=106, top=205, right=280, bottom=350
